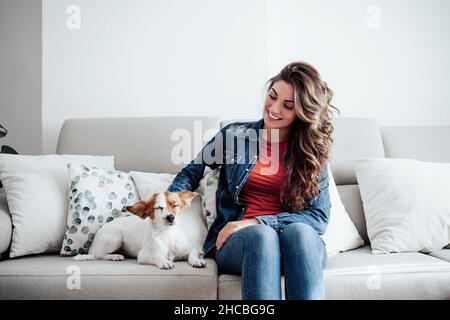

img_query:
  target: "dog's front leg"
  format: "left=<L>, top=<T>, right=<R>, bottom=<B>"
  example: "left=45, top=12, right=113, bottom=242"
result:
left=138, top=249, right=174, bottom=269
left=188, top=248, right=206, bottom=268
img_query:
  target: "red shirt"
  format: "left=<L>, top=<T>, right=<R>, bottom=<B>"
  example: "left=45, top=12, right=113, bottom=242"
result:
left=239, top=137, right=288, bottom=220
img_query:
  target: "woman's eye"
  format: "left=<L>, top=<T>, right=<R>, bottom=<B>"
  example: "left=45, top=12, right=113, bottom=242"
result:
left=285, top=104, right=294, bottom=110
left=269, top=95, right=276, bottom=100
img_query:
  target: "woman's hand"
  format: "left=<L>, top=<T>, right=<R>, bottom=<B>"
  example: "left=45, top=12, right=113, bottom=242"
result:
left=216, top=218, right=260, bottom=250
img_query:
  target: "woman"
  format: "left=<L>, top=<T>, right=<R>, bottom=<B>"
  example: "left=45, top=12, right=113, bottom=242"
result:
left=167, top=61, right=338, bottom=300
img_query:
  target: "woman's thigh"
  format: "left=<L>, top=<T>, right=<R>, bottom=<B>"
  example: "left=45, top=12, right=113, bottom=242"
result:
left=214, top=224, right=279, bottom=274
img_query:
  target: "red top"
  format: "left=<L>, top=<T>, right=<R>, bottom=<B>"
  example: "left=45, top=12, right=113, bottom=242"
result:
left=239, top=137, right=288, bottom=220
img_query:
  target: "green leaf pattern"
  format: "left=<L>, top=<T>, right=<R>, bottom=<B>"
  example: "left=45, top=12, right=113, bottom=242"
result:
left=199, top=168, right=220, bottom=230
left=60, top=164, right=140, bottom=256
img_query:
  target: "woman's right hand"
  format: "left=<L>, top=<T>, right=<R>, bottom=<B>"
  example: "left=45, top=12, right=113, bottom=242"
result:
left=215, top=218, right=259, bottom=250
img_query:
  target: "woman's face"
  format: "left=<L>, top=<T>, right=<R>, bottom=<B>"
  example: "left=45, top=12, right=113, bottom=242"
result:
left=262, top=80, right=298, bottom=133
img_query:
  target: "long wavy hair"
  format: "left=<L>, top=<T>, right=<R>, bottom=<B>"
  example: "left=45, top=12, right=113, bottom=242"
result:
left=267, top=61, right=339, bottom=212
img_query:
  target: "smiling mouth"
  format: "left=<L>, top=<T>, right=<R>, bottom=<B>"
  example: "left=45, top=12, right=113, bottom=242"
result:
left=268, top=110, right=282, bottom=121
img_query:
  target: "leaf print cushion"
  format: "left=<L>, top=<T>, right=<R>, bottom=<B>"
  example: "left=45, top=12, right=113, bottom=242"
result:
left=60, top=163, right=139, bottom=256
left=198, top=167, right=220, bottom=230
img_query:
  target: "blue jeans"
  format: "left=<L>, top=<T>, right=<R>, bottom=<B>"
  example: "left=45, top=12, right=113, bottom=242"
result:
left=215, top=223, right=328, bottom=300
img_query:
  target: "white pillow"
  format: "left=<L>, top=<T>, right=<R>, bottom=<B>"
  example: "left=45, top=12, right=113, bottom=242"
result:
left=197, top=164, right=364, bottom=257
left=60, top=164, right=139, bottom=256
left=353, top=158, right=450, bottom=254
left=129, top=171, right=207, bottom=251
left=321, top=164, right=365, bottom=256
left=0, top=154, right=114, bottom=258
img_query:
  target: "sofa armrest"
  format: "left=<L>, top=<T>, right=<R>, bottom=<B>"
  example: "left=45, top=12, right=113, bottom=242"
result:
left=0, top=191, right=12, bottom=258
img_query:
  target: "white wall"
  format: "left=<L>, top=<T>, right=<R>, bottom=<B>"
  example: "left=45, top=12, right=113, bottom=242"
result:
left=42, top=0, right=267, bottom=153
left=0, top=0, right=42, bottom=155
left=267, top=0, right=450, bottom=126
left=42, top=0, right=450, bottom=153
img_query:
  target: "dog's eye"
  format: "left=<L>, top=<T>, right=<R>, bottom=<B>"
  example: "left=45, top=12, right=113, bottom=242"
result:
left=154, top=206, right=164, bottom=211
left=173, top=204, right=179, bottom=208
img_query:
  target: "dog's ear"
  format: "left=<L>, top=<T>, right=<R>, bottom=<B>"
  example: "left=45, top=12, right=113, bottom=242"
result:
left=126, top=200, right=149, bottom=219
left=127, top=194, right=157, bottom=220
left=179, top=191, right=199, bottom=209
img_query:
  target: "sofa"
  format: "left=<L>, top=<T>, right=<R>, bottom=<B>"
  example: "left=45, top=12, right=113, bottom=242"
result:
left=0, top=116, right=449, bottom=300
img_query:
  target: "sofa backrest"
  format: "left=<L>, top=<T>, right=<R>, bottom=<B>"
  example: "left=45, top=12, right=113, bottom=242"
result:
left=57, top=116, right=450, bottom=245
left=381, top=126, right=450, bottom=162
left=57, top=116, right=221, bottom=174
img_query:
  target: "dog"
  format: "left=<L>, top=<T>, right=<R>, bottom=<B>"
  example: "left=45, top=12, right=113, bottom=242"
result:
left=74, top=191, right=206, bottom=269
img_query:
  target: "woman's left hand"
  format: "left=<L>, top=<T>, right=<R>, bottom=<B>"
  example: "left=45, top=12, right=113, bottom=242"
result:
left=216, top=219, right=259, bottom=250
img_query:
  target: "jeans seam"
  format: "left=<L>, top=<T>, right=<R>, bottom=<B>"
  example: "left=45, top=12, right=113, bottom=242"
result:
left=241, top=236, right=250, bottom=299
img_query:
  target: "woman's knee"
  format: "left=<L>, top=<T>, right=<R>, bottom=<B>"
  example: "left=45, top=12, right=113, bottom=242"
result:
left=240, top=224, right=279, bottom=250
left=280, top=222, right=319, bottom=248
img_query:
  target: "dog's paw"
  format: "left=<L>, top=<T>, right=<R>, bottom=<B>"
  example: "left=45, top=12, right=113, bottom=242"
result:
left=109, top=254, right=125, bottom=261
left=157, top=260, right=174, bottom=269
left=73, top=254, right=94, bottom=261
left=189, top=259, right=207, bottom=268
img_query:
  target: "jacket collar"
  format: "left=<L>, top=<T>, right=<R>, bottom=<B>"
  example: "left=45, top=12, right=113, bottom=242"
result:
left=247, top=118, right=289, bottom=164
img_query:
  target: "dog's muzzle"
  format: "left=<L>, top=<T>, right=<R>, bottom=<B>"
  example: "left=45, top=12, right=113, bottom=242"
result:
left=165, top=214, right=175, bottom=224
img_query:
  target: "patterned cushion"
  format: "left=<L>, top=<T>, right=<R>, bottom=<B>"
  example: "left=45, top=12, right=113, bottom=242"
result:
left=60, top=164, right=139, bottom=256
left=198, top=168, right=220, bottom=230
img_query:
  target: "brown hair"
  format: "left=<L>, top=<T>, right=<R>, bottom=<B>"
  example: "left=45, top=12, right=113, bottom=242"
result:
left=268, top=61, right=339, bottom=211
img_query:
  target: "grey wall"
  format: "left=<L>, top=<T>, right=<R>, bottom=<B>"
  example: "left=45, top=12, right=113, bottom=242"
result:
left=0, top=0, right=42, bottom=155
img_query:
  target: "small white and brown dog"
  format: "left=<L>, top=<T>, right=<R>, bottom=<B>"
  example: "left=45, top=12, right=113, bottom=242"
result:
left=74, top=191, right=206, bottom=269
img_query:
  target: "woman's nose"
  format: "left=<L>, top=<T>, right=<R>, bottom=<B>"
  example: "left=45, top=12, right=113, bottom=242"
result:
left=270, top=102, right=283, bottom=114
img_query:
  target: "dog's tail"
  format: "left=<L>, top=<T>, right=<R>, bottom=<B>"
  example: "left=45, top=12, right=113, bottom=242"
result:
left=73, top=254, right=95, bottom=261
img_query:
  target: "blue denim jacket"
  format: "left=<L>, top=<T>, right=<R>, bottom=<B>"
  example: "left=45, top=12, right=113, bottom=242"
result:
left=167, top=118, right=331, bottom=257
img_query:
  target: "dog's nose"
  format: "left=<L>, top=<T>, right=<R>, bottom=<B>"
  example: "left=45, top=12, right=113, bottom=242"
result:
left=165, top=214, right=175, bottom=223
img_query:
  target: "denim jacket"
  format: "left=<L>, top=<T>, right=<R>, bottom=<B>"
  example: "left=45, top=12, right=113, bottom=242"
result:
left=167, top=118, right=331, bottom=257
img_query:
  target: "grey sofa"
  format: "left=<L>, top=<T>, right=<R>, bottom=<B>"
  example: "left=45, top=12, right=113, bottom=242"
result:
left=0, top=116, right=449, bottom=300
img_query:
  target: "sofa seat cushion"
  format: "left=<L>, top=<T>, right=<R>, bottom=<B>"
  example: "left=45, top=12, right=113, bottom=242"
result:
left=218, top=246, right=450, bottom=300
left=0, top=255, right=218, bottom=299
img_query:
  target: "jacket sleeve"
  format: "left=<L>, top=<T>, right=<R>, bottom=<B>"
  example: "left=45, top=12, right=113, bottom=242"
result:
left=166, top=124, right=230, bottom=192
left=255, top=164, right=331, bottom=235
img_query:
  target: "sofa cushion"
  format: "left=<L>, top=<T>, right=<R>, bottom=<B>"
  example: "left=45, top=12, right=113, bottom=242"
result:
left=218, top=246, right=450, bottom=300
left=60, top=164, right=139, bottom=256
left=57, top=117, right=221, bottom=174
left=0, top=154, right=115, bottom=258
left=0, top=255, right=218, bottom=299
left=353, top=158, right=450, bottom=254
